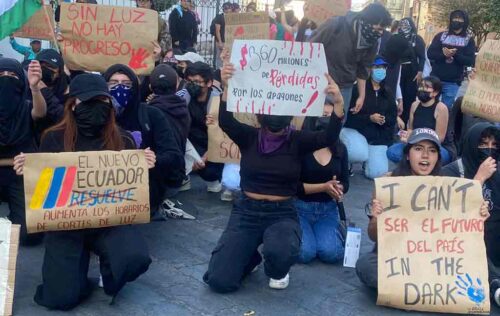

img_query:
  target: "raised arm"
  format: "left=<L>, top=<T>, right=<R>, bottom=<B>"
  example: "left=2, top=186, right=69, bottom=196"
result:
left=27, top=61, right=47, bottom=120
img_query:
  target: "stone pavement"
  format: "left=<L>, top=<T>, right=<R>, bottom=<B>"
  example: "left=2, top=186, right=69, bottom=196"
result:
left=7, top=169, right=500, bottom=315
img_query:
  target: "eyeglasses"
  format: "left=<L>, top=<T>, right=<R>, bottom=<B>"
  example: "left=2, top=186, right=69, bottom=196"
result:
left=108, top=80, right=133, bottom=88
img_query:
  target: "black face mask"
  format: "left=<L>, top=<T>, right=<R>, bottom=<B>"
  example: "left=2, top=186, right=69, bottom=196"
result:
left=259, top=115, right=292, bottom=133
left=360, top=20, right=382, bottom=44
left=186, top=82, right=202, bottom=98
left=41, top=67, right=56, bottom=86
left=450, top=21, right=464, bottom=31
left=0, top=76, right=23, bottom=118
left=478, top=148, right=500, bottom=163
left=315, top=116, right=330, bottom=131
left=74, top=99, right=112, bottom=137
left=176, top=66, right=186, bottom=79
left=417, top=90, right=433, bottom=103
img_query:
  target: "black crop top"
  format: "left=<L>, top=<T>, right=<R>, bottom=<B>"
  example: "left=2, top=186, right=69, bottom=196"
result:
left=218, top=101, right=341, bottom=197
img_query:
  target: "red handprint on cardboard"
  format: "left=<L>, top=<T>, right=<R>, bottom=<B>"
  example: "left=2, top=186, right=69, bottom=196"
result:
left=128, top=48, right=151, bottom=70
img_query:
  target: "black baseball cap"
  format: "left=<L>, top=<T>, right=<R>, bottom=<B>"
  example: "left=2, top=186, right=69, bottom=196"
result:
left=36, top=49, right=63, bottom=69
left=69, top=73, right=112, bottom=101
left=408, top=128, right=441, bottom=147
left=151, top=64, right=178, bottom=90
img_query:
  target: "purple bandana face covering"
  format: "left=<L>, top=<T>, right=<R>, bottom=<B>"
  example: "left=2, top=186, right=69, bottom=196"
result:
left=258, top=127, right=292, bottom=154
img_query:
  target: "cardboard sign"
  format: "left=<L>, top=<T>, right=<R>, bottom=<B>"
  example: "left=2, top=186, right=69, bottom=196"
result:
left=59, top=3, right=158, bottom=75
left=23, top=150, right=150, bottom=233
left=304, top=0, right=350, bottom=26
left=376, top=176, right=490, bottom=315
left=462, top=39, right=500, bottom=122
left=13, top=5, right=55, bottom=40
left=224, top=12, right=269, bottom=54
left=228, top=40, right=328, bottom=116
left=0, top=220, right=20, bottom=316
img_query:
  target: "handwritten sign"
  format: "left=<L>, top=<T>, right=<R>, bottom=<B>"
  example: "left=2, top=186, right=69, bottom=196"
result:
left=13, top=5, right=55, bottom=40
left=0, top=220, right=19, bottom=316
left=304, top=0, right=350, bottom=26
left=462, top=39, right=500, bottom=122
left=376, top=176, right=490, bottom=315
left=23, top=150, right=150, bottom=233
left=224, top=12, right=269, bottom=54
left=228, top=40, right=328, bottom=116
left=59, top=3, right=158, bottom=75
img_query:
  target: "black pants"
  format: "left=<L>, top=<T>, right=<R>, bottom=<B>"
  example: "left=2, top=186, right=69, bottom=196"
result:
left=0, top=177, right=43, bottom=246
left=203, top=195, right=301, bottom=293
left=34, top=225, right=151, bottom=310
left=197, top=161, right=224, bottom=182
left=400, top=63, right=418, bottom=126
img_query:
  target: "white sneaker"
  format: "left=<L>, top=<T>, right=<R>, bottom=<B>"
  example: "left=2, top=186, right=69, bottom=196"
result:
left=494, top=288, right=500, bottom=307
left=159, top=199, right=196, bottom=220
left=179, top=177, right=191, bottom=192
left=98, top=275, right=104, bottom=288
left=220, top=189, right=233, bottom=201
left=206, top=180, right=222, bottom=193
left=269, top=273, right=289, bottom=290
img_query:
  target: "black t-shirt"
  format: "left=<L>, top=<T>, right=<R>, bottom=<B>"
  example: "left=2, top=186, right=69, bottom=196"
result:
left=188, top=97, right=210, bottom=154
left=219, top=101, right=342, bottom=197
left=297, top=146, right=349, bottom=202
left=214, top=14, right=225, bottom=42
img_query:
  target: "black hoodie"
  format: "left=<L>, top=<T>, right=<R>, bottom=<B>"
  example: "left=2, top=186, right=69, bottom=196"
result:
left=443, top=123, right=500, bottom=265
left=427, top=10, right=476, bottom=84
left=103, top=64, right=184, bottom=189
left=148, top=94, right=191, bottom=153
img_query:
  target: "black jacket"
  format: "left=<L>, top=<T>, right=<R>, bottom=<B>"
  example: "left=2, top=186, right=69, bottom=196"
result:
left=427, top=10, right=476, bottom=84
left=168, top=8, right=198, bottom=48
left=149, top=94, right=191, bottom=153
left=311, top=12, right=378, bottom=88
left=103, top=64, right=184, bottom=187
left=345, top=80, right=397, bottom=146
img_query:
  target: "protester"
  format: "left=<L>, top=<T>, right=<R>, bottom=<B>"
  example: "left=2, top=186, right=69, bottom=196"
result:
left=427, top=10, right=476, bottom=108
left=356, top=128, right=490, bottom=289
left=12, top=73, right=153, bottom=310
left=169, top=0, right=199, bottom=52
left=448, top=96, right=488, bottom=157
left=311, top=3, right=392, bottom=121
left=9, top=36, right=42, bottom=61
left=342, top=56, right=397, bottom=179
left=174, top=51, right=205, bottom=91
left=246, top=2, right=257, bottom=12
left=295, top=103, right=349, bottom=264
left=147, top=64, right=196, bottom=219
left=182, top=61, right=224, bottom=193
left=397, top=18, right=426, bottom=126
left=441, top=123, right=500, bottom=305
left=232, top=3, right=240, bottom=12
left=35, top=49, right=70, bottom=131
left=103, top=64, right=184, bottom=214
left=203, top=56, right=344, bottom=292
left=273, top=10, right=298, bottom=41
left=135, top=0, right=172, bottom=56
left=212, top=2, right=233, bottom=68
left=387, top=76, right=451, bottom=164
left=295, top=4, right=317, bottom=42
left=0, top=58, right=46, bottom=246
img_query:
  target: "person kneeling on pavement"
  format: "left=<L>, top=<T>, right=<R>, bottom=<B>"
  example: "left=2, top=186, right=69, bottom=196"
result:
left=203, top=57, right=344, bottom=293
left=14, top=74, right=154, bottom=310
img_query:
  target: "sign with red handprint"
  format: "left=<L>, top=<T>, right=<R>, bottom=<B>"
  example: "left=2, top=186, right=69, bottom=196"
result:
left=59, top=3, right=158, bottom=75
left=303, top=0, right=350, bottom=26
left=224, top=12, right=269, bottom=55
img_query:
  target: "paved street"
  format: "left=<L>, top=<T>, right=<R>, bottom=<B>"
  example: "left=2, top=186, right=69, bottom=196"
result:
left=6, top=168, right=500, bottom=315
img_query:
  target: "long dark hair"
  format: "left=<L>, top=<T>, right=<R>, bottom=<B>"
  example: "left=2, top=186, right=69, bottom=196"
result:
left=391, top=142, right=442, bottom=176
left=42, top=97, right=124, bottom=152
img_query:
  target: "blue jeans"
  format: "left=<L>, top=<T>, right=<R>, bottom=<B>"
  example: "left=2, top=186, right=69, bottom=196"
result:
left=387, top=142, right=451, bottom=165
left=441, top=81, right=460, bottom=108
left=340, top=128, right=389, bottom=179
left=340, top=86, right=353, bottom=124
left=295, top=199, right=344, bottom=264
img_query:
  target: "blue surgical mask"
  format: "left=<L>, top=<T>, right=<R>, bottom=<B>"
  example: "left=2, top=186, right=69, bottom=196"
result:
left=109, top=84, right=132, bottom=110
left=371, top=68, right=386, bottom=83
